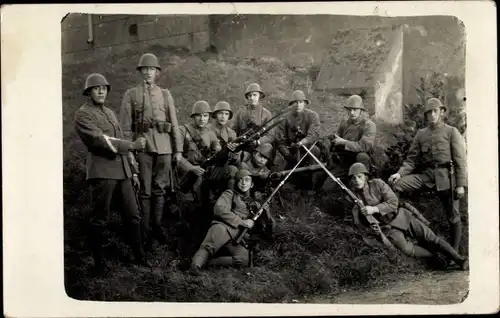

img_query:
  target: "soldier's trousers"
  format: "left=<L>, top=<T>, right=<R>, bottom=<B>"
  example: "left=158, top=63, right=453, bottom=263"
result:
left=136, top=152, right=173, bottom=242
left=192, top=223, right=249, bottom=268
left=392, top=174, right=461, bottom=224
left=386, top=218, right=440, bottom=258
left=87, top=178, right=142, bottom=264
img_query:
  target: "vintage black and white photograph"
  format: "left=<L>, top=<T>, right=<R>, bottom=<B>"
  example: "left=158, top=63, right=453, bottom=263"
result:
left=3, top=2, right=498, bottom=316
left=60, top=10, right=475, bottom=304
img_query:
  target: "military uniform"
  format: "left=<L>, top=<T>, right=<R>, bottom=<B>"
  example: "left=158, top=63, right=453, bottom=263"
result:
left=276, top=90, right=321, bottom=189
left=232, top=83, right=272, bottom=136
left=190, top=185, right=276, bottom=271
left=74, top=73, right=147, bottom=271
left=349, top=170, right=467, bottom=269
left=119, top=53, right=182, bottom=247
left=392, top=120, right=467, bottom=250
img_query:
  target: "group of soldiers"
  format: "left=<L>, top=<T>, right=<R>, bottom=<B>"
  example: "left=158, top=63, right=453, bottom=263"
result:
left=73, top=52, right=468, bottom=276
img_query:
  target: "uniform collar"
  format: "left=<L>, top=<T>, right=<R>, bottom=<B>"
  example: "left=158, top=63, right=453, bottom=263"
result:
left=428, top=120, right=445, bottom=130
left=348, top=116, right=364, bottom=125
left=246, top=103, right=261, bottom=110
left=87, top=100, right=105, bottom=109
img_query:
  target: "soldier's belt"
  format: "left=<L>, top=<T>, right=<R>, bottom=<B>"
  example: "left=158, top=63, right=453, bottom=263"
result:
left=430, top=162, right=453, bottom=169
left=132, top=121, right=172, bottom=134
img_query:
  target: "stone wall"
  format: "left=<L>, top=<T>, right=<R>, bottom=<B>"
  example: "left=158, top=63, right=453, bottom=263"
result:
left=61, top=13, right=210, bottom=63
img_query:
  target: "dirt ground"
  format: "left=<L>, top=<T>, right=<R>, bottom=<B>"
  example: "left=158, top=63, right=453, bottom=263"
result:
left=309, top=270, right=469, bottom=304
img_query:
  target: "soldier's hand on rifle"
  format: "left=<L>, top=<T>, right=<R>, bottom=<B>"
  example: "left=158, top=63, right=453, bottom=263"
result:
left=332, top=134, right=346, bottom=146
left=242, top=219, right=255, bottom=229
left=192, top=166, right=205, bottom=176
left=227, top=142, right=238, bottom=152
left=131, top=137, right=146, bottom=150
left=388, top=173, right=401, bottom=185
left=132, top=174, right=140, bottom=188
left=455, top=186, right=465, bottom=199
left=174, top=152, right=183, bottom=163
left=361, top=206, right=378, bottom=215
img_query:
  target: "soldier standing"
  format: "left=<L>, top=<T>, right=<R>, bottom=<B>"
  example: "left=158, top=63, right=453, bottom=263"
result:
left=74, top=73, right=150, bottom=273
left=119, top=53, right=182, bottom=251
left=176, top=101, right=222, bottom=204
left=189, top=168, right=276, bottom=275
left=348, top=163, right=468, bottom=270
left=388, top=98, right=467, bottom=252
left=275, top=90, right=321, bottom=190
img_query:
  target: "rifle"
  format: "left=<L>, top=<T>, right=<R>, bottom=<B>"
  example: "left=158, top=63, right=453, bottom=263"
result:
left=238, top=105, right=293, bottom=139
left=269, top=163, right=325, bottom=179
left=448, top=160, right=455, bottom=203
left=177, top=118, right=286, bottom=193
left=234, top=141, right=319, bottom=244
left=300, top=144, right=397, bottom=252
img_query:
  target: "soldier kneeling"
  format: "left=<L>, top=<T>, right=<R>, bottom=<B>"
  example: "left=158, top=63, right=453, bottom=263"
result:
left=347, top=163, right=468, bottom=270
left=189, top=168, right=276, bottom=275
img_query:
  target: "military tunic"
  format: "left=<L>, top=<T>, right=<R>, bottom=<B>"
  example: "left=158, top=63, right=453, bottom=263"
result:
left=74, top=101, right=141, bottom=253
left=119, top=82, right=182, bottom=202
left=232, top=103, right=272, bottom=136
left=393, top=122, right=467, bottom=224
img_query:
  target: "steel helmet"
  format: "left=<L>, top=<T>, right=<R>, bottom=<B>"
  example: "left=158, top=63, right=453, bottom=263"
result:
left=345, top=95, right=365, bottom=110
left=244, top=83, right=266, bottom=99
left=348, top=162, right=369, bottom=176
left=211, top=101, right=233, bottom=119
left=288, top=90, right=310, bottom=106
left=255, top=143, right=273, bottom=160
left=190, top=100, right=212, bottom=117
left=424, top=97, right=447, bottom=113
left=235, top=168, right=252, bottom=181
left=137, top=53, right=161, bottom=71
left=83, top=73, right=111, bottom=96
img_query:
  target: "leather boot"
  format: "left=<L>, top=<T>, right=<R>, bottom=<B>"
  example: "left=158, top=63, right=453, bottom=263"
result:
left=87, top=227, right=109, bottom=275
left=129, top=222, right=151, bottom=267
left=152, top=195, right=167, bottom=245
left=140, top=199, right=153, bottom=252
left=436, top=238, right=468, bottom=270
left=189, top=248, right=210, bottom=276
left=450, top=222, right=462, bottom=252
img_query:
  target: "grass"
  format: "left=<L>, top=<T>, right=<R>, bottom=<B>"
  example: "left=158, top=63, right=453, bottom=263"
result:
left=63, top=42, right=468, bottom=302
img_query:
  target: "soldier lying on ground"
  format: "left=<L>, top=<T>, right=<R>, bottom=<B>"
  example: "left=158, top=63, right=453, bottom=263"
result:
left=347, top=163, right=468, bottom=270
left=74, top=73, right=151, bottom=274
left=275, top=90, right=321, bottom=191
left=189, top=168, right=276, bottom=275
left=388, top=98, right=467, bottom=254
left=119, top=53, right=182, bottom=252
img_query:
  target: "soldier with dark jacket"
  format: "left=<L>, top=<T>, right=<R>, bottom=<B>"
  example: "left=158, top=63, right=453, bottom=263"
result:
left=74, top=73, right=150, bottom=274
left=275, top=90, right=321, bottom=189
left=348, top=163, right=468, bottom=270
left=189, top=168, right=276, bottom=275
left=388, top=98, right=467, bottom=252
left=119, top=53, right=182, bottom=251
